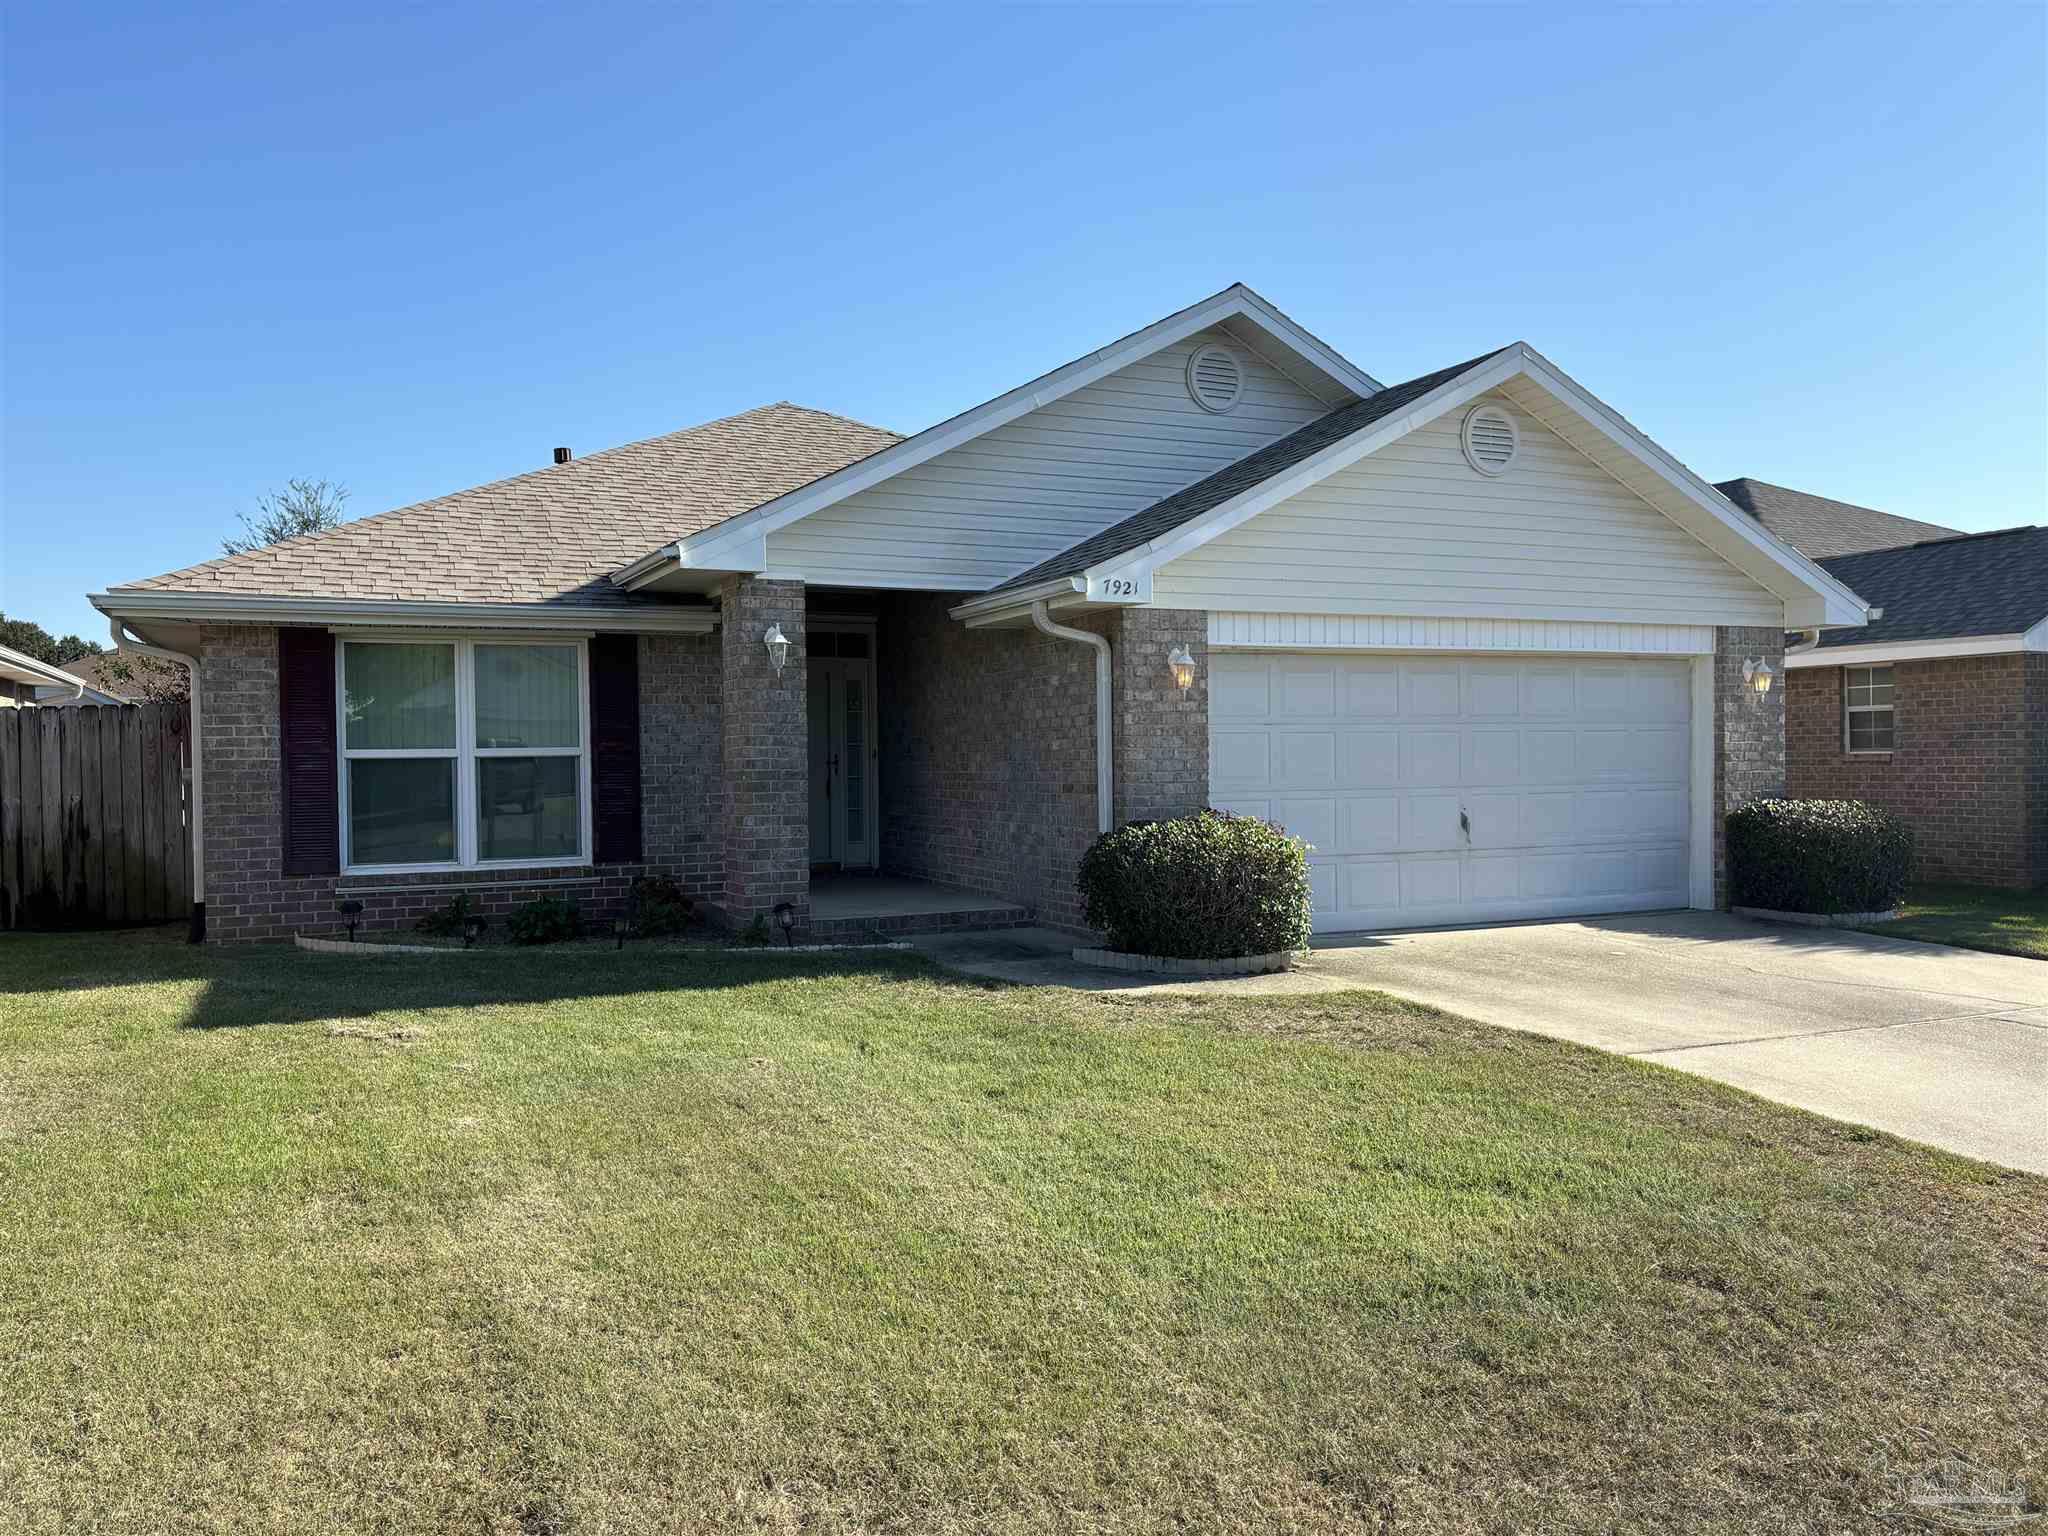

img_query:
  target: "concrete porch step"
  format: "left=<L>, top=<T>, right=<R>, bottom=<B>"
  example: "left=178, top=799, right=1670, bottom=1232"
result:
left=806, top=903, right=1031, bottom=942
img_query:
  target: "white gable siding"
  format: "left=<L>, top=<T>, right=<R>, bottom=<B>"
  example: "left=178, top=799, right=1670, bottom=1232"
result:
left=767, top=328, right=1328, bottom=590
left=1153, top=391, right=1784, bottom=627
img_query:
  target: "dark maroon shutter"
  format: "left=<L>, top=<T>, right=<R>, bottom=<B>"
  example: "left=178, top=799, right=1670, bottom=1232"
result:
left=278, top=627, right=340, bottom=877
left=589, top=634, right=642, bottom=864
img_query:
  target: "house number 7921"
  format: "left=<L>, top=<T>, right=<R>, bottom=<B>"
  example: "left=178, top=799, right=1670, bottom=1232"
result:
left=1100, top=577, right=1140, bottom=597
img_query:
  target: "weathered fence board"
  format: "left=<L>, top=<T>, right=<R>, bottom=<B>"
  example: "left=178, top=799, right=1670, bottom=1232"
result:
left=0, top=701, right=190, bottom=929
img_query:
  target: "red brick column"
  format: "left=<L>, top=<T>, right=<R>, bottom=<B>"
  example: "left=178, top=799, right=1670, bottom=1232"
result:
left=719, top=576, right=809, bottom=928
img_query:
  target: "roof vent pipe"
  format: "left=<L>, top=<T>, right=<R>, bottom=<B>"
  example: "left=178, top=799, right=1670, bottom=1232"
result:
left=1029, top=601, right=1112, bottom=835
left=553, top=447, right=572, bottom=464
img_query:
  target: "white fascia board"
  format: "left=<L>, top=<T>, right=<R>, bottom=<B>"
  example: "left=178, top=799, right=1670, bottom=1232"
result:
left=1783, top=632, right=2032, bottom=668
left=1087, top=351, right=1526, bottom=587
left=948, top=577, right=1087, bottom=628
left=89, top=591, right=719, bottom=634
left=665, top=285, right=1379, bottom=577
left=1507, top=351, right=1871, bottom=629
left=613, top=544, right=680, bottom=590
left=0, top=643, right=87, bottom=690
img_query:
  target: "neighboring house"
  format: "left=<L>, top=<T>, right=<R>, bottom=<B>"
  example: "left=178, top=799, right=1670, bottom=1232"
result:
left=1714, top=478, right=1960, bottom=558
left=1781, top=526, right=2047, bottom=889
left=1, top=644, right=92, bottom=707
left=53, top=653, right=138, bottom=706
left=90, top=285, right=1871, bottom=942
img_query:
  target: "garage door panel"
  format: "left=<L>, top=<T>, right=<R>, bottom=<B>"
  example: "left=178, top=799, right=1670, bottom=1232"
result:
left=1344, top=666, right=1400, bottom=717
left=1340, top=795, right=1400, bottom=853
left=1337, top=730, right=1399, bottom=787
left=1464, top=729, right=1520, bottom=784
left=1402, top=731, right=1460, bottom=785
left=1273, top=797, right=1337, bottom=851
left=1213, top=659, right=1271, bottom=720
left=1280, top=667, right=1336, bottom=717
left=1210, top=651, right=1694, bottom=934
left=1275, top=732, right=1337, bottom=788
left=1402, top=664, right=1462, bottom=716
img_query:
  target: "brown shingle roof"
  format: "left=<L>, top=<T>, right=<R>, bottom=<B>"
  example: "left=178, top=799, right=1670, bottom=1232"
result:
left=1713, top=477, right=1958, bottom=560
left=108, top=403, right=901, bottom=609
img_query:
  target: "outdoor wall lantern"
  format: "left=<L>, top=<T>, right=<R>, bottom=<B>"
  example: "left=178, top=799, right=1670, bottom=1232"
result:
left=1168, top=646, right=1197, bottom=692
left=763, top=624, right=792, bottom=677
left=1743, top=657, right=1775, bottom=702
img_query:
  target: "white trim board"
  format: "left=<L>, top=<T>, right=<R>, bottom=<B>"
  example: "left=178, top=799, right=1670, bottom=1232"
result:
left=1786, top=620, right=2048, bottom=668
left=1071, top=346, right=1870, bottom=633
left=624, top=284, right=1380, bottom=586
left=1206, top=613, right=1715, bottom=655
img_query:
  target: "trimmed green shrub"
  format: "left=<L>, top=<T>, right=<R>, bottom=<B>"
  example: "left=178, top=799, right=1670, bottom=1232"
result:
left=1726, top=798, right=1913, bottom=915
left=627, top=875, right=695, bottom=938
left=1077, top=810, right=1313, bottom=959
left=507, top=894, right=583, bottom=945
left=414, top=892, right=476, bottom=938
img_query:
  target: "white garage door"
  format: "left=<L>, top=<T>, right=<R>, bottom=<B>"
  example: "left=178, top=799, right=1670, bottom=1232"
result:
left=1210, top=653, right=1693, bottom=934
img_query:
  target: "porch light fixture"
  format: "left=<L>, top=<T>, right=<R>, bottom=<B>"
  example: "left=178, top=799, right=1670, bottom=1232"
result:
left=1743, top=657, right=1775, bottom=701
left=772, top=901, right=797, bottom=947
left=1167, top=646, right=1197, bottom=692
left=763, top=624, right=792, bottom=676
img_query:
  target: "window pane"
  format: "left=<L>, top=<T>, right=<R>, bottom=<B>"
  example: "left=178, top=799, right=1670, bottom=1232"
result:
left=1849, top=712, right=1895, bottom=752
left=475, top=645, right=579, bottom=749
left=345, top=643, right=455, bottom=750
left=477, top=756, right=581, bottom=861
left=348, top=758, right=455, bottom=865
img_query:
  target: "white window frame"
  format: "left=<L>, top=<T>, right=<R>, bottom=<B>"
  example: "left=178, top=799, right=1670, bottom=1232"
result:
left=1843, top=663, right=1896, bottom=755
left=336, top=634, right=593, bottom=875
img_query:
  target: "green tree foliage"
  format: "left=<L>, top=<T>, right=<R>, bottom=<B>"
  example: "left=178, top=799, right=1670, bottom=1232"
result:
left=0, top=613, right=101, bottom=666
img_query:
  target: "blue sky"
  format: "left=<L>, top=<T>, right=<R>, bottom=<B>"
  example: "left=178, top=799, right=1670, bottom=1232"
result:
left=4, top=1, right=2043, bottom=641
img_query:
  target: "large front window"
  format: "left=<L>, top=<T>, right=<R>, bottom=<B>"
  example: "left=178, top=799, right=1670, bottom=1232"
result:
left=340, top=639, right=587, bottom=871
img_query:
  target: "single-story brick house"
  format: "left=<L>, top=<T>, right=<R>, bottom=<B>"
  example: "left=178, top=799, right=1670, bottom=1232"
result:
left=91, top=286, right=1875, bottom=942
left=1777, top=523, right=2046, bottom=888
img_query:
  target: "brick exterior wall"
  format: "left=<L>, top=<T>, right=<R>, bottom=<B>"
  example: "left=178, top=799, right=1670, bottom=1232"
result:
left=876, top=598, right=1211, bottom=931
left=717, top=577, right=809, bottom=928
left=1111, top=608, right=1209, bottom=825
left=876, top=595, right=1103, bottom=929
left=1786, top=652, right=2045, bottom=889
left=1713, top=626, right=1787, bottom=907
left=196, top=623, right=721, bottom=942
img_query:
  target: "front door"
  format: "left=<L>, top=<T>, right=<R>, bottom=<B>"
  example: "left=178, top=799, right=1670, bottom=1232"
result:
left=807, top=652, right=875, bottom=868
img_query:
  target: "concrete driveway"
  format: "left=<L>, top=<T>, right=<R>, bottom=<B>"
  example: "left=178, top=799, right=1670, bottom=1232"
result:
left=916, top=913, right=2046, bottom=1173
left=1306, top=912, right=2046, bottom=1174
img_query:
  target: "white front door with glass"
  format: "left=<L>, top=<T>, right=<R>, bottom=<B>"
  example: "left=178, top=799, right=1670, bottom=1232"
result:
left=339, top=638, right=590, bottom=873
left=806, top=632, right=875, bottom=869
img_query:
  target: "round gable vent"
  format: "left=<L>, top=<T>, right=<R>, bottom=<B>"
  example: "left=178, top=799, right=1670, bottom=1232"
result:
left=1461, top=403, right=1519, bottom=476
left=1186, top=344, right=1244, bottom=413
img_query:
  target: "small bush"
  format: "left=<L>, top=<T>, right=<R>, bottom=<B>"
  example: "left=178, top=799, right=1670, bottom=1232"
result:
left=507, top=895, right=583, bottom=945
left=627, top=875, right=695, bottom=938
left=1726, top=798, right=1913, bottom=914
left=736, top=914, right=772, bottom=948
left=1077, top=809, right=1313, bottom=959
left=414, top=892, right=476, bottom=938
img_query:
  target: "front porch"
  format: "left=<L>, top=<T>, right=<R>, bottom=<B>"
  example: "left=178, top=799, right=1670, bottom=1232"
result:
left=806, top=872, right=1029, bottom=941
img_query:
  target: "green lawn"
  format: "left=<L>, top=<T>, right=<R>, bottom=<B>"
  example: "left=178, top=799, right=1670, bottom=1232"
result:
left=2, top=931, right=2042, bottom=1535
left=1858, top=882, right=2048, bottom=960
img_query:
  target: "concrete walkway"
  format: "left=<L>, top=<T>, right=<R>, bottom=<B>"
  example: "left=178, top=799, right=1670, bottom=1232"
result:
left=912, top=913, right=2047, bottom=1174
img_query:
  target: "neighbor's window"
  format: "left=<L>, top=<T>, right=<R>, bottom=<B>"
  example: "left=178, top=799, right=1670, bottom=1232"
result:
left=1844, top=664, right=1895, bottom=753
left=340, top=639, right=587, bottom=870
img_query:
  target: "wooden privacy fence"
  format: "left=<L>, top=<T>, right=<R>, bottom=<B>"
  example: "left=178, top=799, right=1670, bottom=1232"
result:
left=0, top=702, right=191, bottom=930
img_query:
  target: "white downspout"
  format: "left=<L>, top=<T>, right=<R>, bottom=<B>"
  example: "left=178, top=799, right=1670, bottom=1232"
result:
left=110, top=618, right=205, bottom=942
left=1030, top=601, right=1112, bottom=836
